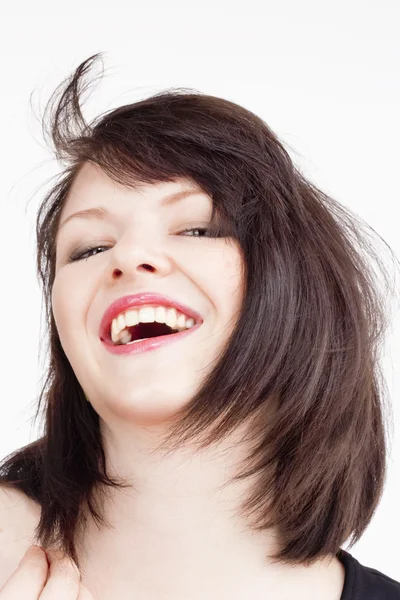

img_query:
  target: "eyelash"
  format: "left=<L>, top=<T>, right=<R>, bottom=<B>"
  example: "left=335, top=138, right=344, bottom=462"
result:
left=68, top=227, right=215, bottom=263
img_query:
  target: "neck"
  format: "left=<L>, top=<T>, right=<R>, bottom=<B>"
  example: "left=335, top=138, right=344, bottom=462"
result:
left=75, top=419, right=344, bottom=600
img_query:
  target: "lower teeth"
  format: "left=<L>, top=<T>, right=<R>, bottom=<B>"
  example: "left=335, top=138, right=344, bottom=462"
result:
left=126, top=337, right=149, bottom=345
left=117, top=329, right=182, bottom=346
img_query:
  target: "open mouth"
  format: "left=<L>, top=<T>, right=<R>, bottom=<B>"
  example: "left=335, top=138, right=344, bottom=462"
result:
left=101, top=318, right=201, bottom=355
left=108, top=321, right=181, bottom=345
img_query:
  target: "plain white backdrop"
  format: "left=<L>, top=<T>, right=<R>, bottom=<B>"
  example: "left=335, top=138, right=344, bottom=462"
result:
left=1, top=0, right=399, bottom=580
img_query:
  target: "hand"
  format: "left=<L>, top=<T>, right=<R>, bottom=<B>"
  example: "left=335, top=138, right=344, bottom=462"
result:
left=0, top=545, right=93, bottom=599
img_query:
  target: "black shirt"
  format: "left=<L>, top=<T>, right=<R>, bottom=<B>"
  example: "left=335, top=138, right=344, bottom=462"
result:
left=338, top=549, right=400, bottom=599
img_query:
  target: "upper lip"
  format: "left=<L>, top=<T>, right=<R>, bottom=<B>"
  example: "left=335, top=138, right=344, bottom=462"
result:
left=99, top=292, right=204, bottom=340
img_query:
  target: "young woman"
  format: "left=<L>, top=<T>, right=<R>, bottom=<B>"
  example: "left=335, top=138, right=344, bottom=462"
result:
left=0, top=53, right=399, bottom=599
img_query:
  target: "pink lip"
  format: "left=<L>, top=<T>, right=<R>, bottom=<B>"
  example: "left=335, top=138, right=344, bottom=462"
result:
left=99, top=292, right=203, bottom=342
left=101, top=324, right=202, bottom=356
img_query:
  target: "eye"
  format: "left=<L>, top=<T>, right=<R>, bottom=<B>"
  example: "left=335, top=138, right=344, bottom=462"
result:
left=67, top=227, right=219, bottom=263
left=179, top=227, right=210, bottom=238
left=68, top=245, right=109, bottom=263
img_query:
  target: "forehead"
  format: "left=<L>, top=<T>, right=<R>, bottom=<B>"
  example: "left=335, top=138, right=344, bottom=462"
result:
left=62, top=162, right=208, bottom=216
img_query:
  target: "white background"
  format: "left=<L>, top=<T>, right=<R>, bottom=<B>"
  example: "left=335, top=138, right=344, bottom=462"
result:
left=1, top=0, right=399, bottom=580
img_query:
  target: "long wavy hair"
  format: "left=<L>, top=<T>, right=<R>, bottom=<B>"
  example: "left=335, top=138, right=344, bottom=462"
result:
left=0, top=53, right=397, bottom=569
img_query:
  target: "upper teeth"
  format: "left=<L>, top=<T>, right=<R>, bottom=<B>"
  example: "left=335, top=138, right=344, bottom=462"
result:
left=111, top=305, right=196, bottom=344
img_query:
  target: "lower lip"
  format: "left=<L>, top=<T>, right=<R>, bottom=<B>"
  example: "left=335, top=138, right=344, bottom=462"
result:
left=100, top=323, right=202, bottom=356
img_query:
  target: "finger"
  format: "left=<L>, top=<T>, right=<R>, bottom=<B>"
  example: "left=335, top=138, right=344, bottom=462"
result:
left=77, top=583, right=95, bottom=600
left=39, top=549, right=81, bottom=600
left=0, top=545, right=48, bottom=599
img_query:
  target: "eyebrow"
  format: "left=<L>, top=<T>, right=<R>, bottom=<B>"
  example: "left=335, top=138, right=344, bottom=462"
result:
left=57, top=188, right=207, bottom=235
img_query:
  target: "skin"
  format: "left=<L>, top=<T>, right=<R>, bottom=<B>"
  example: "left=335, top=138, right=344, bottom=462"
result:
left=47, top=161, right=346, bottom=599
left=0, top=542, right=93, bottom=599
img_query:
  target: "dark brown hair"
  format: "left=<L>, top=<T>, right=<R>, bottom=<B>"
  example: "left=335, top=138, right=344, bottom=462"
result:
left=1, top=53, right=397, bottom=569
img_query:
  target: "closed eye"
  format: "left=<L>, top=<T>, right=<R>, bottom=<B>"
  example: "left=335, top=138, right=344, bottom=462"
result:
left=67, top=227, right=218, bottom=263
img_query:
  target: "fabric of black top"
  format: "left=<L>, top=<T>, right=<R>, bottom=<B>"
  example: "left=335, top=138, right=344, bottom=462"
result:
left=338, top=549, right=400, bottom=599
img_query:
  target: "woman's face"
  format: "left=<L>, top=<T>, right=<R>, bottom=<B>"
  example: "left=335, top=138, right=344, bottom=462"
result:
left=52, top=162, right=244, bottom=427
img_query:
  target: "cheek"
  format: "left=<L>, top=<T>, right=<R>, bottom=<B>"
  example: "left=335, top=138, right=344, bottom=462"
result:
left=206, top=246, right=244, bottom=324
left=51, top=277, right=63, bottom=327
left=51, top=277, right=71, bottom=348
left=221, top=244, right=244, bottom=291
left=51, top=272, right=86, bottom=346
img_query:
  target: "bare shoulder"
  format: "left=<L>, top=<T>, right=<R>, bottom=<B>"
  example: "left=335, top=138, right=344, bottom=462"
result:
left=0, top=484, right=41, bottom=588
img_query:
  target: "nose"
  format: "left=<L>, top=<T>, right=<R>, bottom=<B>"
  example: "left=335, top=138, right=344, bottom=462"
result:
left=107, top=234, right=172, bottom=282
left=112, top=263, right=155, bottom=278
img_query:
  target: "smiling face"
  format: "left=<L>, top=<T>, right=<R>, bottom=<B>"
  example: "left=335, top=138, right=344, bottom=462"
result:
left=52, top=162, right=245, bottom=428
